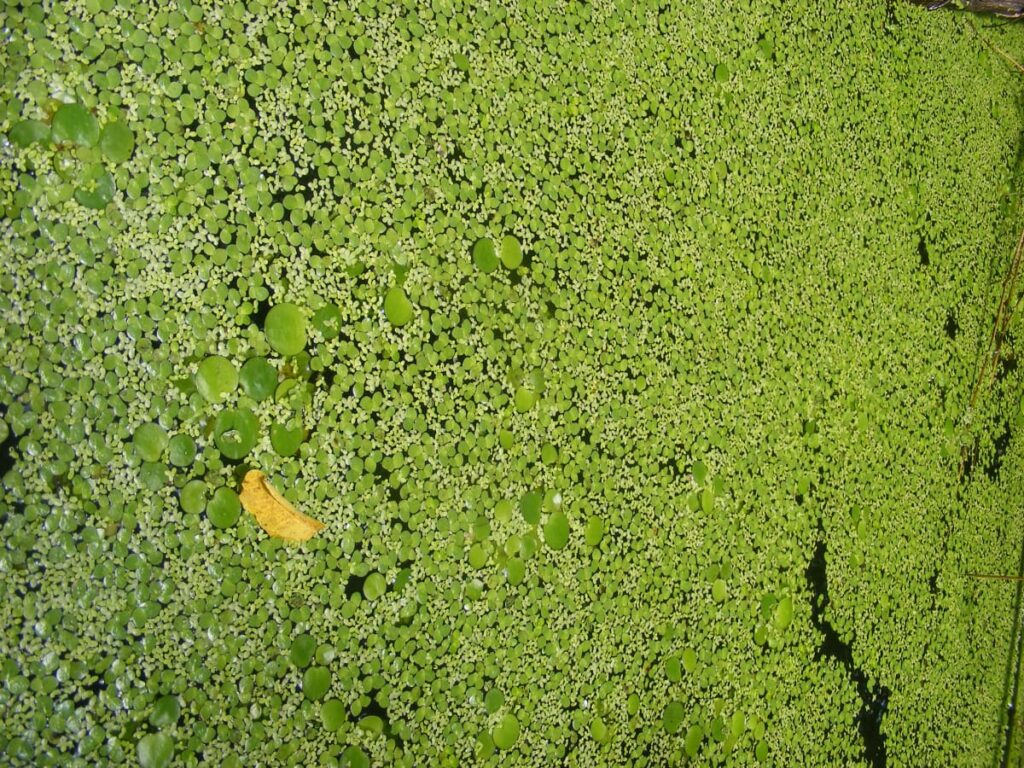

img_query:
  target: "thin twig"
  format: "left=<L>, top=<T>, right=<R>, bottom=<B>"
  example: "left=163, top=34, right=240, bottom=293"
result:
left=969, top=573, right=1024, bottom=581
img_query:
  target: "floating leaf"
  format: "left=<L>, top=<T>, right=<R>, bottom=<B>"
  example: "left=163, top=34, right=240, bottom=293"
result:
left=239, top=470, right=325, bottom=541
left=9, top=119, right=49, bottom=147
left=51, top=102, right=99, bottom=147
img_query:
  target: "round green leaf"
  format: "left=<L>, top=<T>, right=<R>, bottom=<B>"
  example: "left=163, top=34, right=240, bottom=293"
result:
left=303, top=666, right=331, bottom=700
left=584, top=516, right=605, bottom=547
left=321, top=698, right=346, bottom=731
left=74, top=165, right=115, bottom=209
left=99, top=120, right=135, bottom=163
left=213, top=408, right=259, bottom=460
left=500, top=235, right=523, bottom=269
left=662, top=701, right=685, bottom=734
left=513, top=386, right=538, bottom=413
left=149, top=695, right=180, bottom=728
left=519, top=490, right=543, bottom=525
left=167, top=434, right=197, bottom=468
left=384, top=286, right=413, bottom=326
left=239, top=357, right=277, bottom=401
left=137, top=733, right=174, bottom=768
left=685, top=725, right=704, bottom=758
left=51, top=103, right=99, bottom=147
left=270, top=422, right=304, bottom=457
left=9, top=119, right=49, bottom=147
left=712, top=578, right=727, bottom=603
left=364, top=572, right=386, bottom=601
left=264, top=302, right=307, bottom=356
left=543, top=511, right=570, bottom=550
left=196, top=355, right=238, bottom=403
left=341, top=746, right=369, bottom=768
left=290, top=634, right=316, bottom=668
left=208, top=487, right=241, bottom=528
left=774, top=596, right=794, bottom=630
left=493, top=712, right=520, bottom=749
left=472, top=237, right=499, bottom=273
left=312, top=302, right=343, bottom=340
left=134, top=422, right=168, bottom=463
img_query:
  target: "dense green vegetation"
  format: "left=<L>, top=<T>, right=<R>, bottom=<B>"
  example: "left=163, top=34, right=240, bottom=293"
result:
left=2, top=0, right=1024, bottom=765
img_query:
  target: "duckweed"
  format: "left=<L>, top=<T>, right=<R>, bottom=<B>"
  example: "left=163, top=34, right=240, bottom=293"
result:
left=2, top=3, right=1022, bottom=767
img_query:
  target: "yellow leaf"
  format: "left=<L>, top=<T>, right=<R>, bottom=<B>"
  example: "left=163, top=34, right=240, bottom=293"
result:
left=239, top=470, right=325, bottom=542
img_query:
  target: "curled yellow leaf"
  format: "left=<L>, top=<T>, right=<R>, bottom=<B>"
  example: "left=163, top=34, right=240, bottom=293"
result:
left=239, top=470, right=325, bottom=542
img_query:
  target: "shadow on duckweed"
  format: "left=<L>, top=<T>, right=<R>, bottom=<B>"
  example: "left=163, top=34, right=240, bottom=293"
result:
left=805, top=532, right=890, bottom=768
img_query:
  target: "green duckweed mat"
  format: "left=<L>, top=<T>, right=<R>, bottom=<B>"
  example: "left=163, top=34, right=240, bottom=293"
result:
left=3, top=0, right=1024, bottom=766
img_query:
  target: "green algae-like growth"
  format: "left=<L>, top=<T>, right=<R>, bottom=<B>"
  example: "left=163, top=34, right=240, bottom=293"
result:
left=3, top=1, right=1024, bottom=766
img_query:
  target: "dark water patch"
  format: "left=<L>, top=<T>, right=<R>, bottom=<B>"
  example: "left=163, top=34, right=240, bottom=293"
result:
left=806, top=535, right=889, bottom=767
left=344, top=571, right=367, bottom=598
left=0, top=407, right=16, bottom=478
